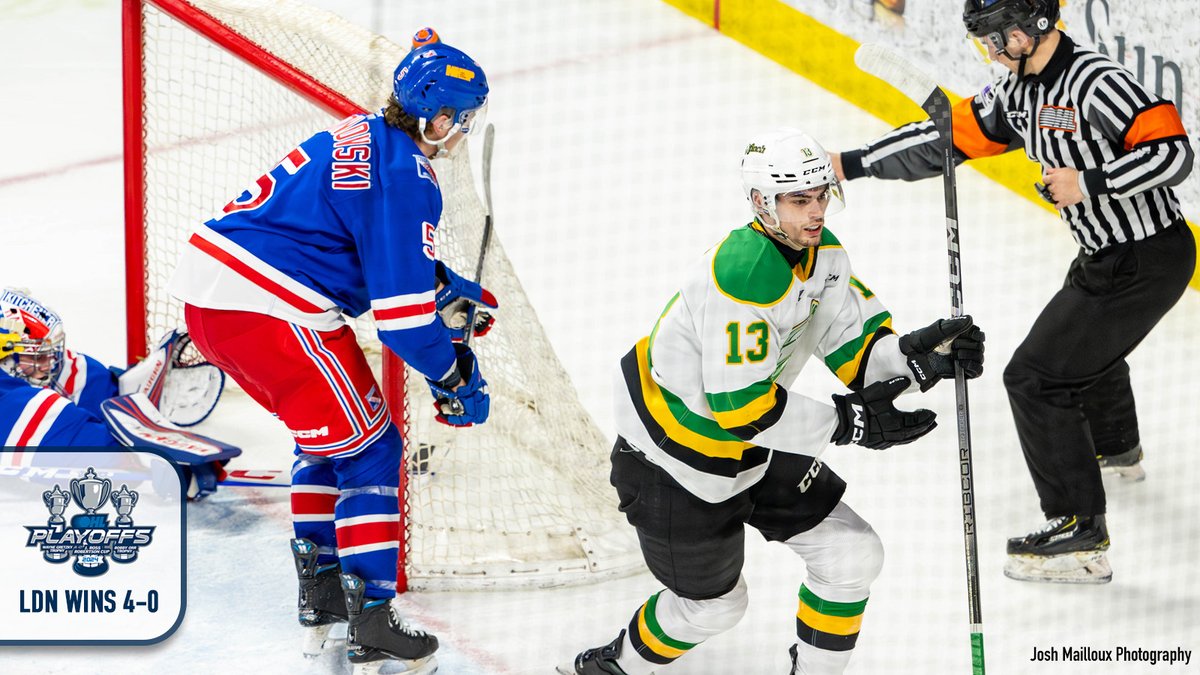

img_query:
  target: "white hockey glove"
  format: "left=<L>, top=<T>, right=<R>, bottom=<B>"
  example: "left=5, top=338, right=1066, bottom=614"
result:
left=119, top=329, right=225, bottom=426
left=100, top=393, right=241, bottom=501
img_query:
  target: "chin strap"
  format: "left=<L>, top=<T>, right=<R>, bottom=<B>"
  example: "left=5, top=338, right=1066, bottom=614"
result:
left=1016, top=34, right=1042, bottom=79
left=418, top=117, right=463, bottom=158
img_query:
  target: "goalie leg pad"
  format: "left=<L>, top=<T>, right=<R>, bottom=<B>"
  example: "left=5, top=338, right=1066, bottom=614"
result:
left=100, top=393, right=242, bottom=465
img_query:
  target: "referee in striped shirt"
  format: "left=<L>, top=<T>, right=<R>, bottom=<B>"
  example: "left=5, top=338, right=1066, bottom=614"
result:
left=831, top=0, right=1194, bottom=584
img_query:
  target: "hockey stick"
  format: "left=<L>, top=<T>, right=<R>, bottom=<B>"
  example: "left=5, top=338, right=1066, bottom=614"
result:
left=436, top=124, right=495, bottom=420
left=855, top=43, right=985, bottom=675
left=463, top=122, right=496, bottom=349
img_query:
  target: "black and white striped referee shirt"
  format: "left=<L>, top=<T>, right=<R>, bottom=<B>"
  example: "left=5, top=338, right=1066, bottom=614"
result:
left=841, top=33, right=1193, bottom=254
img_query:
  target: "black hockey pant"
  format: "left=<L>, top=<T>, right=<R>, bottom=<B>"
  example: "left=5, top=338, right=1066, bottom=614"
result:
left=1003, top=222, right=1195, bottom=518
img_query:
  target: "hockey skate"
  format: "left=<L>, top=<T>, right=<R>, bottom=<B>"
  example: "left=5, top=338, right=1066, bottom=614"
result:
left=556, top=630, right=629, bottom=675
left=1004, top=515, right=1112, bottom=584
left=291, top=538, right=347, bottom=659
left=1097, top=445, right=1145, bottom=482
left=341, top=573, right=438, bottom=675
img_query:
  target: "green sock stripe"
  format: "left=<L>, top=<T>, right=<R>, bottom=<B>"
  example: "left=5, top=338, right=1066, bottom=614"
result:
left=798, top=585, right=868, bottom=618
left=644, top=592, right=699, bottom=651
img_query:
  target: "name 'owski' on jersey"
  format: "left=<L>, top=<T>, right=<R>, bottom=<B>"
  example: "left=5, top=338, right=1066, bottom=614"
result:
left=168, top=111, right=459, bottom=383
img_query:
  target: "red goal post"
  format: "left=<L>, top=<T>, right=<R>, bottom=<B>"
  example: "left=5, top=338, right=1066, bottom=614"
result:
left=121, top=0, right=642, bottom=591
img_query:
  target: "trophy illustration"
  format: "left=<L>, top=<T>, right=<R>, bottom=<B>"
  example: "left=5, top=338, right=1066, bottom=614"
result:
left=69, top=467, right=112, bottom=576
left=109, top=484, right=140, bottom=564
left=43, top=485, right=70, bottom=526
left=110, top=484, right=139, bottom=527
left=40, top=485, right=71, bottom=563
left=70, top=467, right=112, bottom=515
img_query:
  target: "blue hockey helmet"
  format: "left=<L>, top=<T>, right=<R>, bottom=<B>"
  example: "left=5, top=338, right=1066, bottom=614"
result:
left=393, top=30, right=489, bottom=135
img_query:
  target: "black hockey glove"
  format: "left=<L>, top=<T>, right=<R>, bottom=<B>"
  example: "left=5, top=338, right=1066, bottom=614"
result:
left=831, top=376, right=937, bottom=450
left=898, top=315, right=985, bottom=392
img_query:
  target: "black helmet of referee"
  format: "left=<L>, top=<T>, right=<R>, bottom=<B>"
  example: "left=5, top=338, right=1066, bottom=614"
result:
left=963, top=0, right=1059, bottom=42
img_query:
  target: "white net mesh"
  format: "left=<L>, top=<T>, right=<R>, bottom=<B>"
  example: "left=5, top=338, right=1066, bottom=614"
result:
left=135, top=0, right=641, bottom=589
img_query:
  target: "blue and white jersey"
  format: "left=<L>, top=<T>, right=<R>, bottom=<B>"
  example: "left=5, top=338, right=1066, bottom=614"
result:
left=169, top=112, right=457, bottom=382
left=0, top=371, right=117, bottom=447
left=53, top=349, right=119, bottom=417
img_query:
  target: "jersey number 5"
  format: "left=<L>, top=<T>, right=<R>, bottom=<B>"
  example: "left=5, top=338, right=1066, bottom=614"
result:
left=216, top=147, right=311, bottom=218
left=726, top=321, right=769, bottom=364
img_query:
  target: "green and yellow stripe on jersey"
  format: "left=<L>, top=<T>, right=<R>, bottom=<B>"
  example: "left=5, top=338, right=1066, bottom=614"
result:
left=824, top=309, right=893, bottom=389
left=626, top=591, right=701, bottom=665
left=621, top=338, right=770, bottom=477
left=796, top=585, right=868, bottom=652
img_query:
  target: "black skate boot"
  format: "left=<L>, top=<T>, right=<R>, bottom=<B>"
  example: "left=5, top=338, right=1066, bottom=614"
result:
left=290, top=538, right=347, bottom=658
left=555, top=630, right=629, bottom=675
left=1004, top=515, right=1112, bottom=584
left=341, top=573, right=438, bottom=675
left=1097, top=445, right=1145, bottom=481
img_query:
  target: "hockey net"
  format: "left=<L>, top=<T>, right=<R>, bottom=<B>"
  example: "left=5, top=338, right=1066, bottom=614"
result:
left=123, top=0, right=641, bottom=590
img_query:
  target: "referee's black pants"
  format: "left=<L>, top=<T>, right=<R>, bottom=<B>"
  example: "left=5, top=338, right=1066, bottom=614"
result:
left=1003, top=222, right=1195, bottom=519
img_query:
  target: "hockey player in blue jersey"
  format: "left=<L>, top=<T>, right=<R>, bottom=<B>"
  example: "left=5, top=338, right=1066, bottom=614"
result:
left=169, top=27, right=495, bottom=673
left=0, top=287, right=235, bottom=498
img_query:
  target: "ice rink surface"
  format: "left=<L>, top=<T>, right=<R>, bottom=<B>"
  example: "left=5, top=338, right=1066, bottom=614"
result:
left=1, top=0, right=1198, bottom=673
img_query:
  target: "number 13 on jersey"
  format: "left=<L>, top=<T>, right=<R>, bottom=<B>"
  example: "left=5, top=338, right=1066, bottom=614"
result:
left=726, top=321, right=769, bottom=364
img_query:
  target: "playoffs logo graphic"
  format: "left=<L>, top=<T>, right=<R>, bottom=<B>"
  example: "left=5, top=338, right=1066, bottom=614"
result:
left=25, top=467, right=155, bottom=577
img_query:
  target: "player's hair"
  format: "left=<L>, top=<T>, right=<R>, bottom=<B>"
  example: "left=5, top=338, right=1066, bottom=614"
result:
left=384, top=94, right=422, bottom=138
left=384, top=95, right=456, bottom=143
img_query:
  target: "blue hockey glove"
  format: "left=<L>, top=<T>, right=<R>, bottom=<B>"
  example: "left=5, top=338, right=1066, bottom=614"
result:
left=434, top=261, right=498, bottom=341
left=425, top=343, right=490, bottom=427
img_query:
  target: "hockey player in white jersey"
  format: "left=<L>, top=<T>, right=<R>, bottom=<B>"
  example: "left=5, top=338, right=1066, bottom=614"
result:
left=561, top=129, right=986, bottom=674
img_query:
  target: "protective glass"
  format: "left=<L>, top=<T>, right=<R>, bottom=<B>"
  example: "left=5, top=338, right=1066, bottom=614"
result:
left=456, top=100, right=489, bottom=136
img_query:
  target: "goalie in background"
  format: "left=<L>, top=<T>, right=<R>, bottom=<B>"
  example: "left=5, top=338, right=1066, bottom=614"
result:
left=561, top=129, right=985, bottom=675
left=831, top=0, right=1194, bottom=584
left=168, top=26, right=496, bottom=675
left=0, top=287, right=236, bottom=499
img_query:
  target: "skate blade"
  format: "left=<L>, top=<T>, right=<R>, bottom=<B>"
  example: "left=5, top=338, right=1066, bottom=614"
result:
left=301, top=623, right=346, bottom=659
left=1103, top=463, right=1146, bottom=482
left=1004, top=550, right=1112, bottom=584
left=350, top=655, right=437, bottom=675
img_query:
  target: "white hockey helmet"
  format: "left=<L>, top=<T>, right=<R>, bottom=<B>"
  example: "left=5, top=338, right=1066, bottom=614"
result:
left=0, top=288, right=66, bottom=388
left=741, top=128, right=844, bottom=236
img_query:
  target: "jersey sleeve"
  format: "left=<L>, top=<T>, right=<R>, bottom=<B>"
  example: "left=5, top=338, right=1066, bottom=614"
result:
left=1079, top=69, right=1194, bottom=199
left=0, top=373, right=118, bottom=447
left=355, top=164, right=458, bottom=383
left=841, top=76, right=1020, bottom=181
left=72, top=354, right=121, bottom=417
left=816, top=273, right=903, bottom=391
